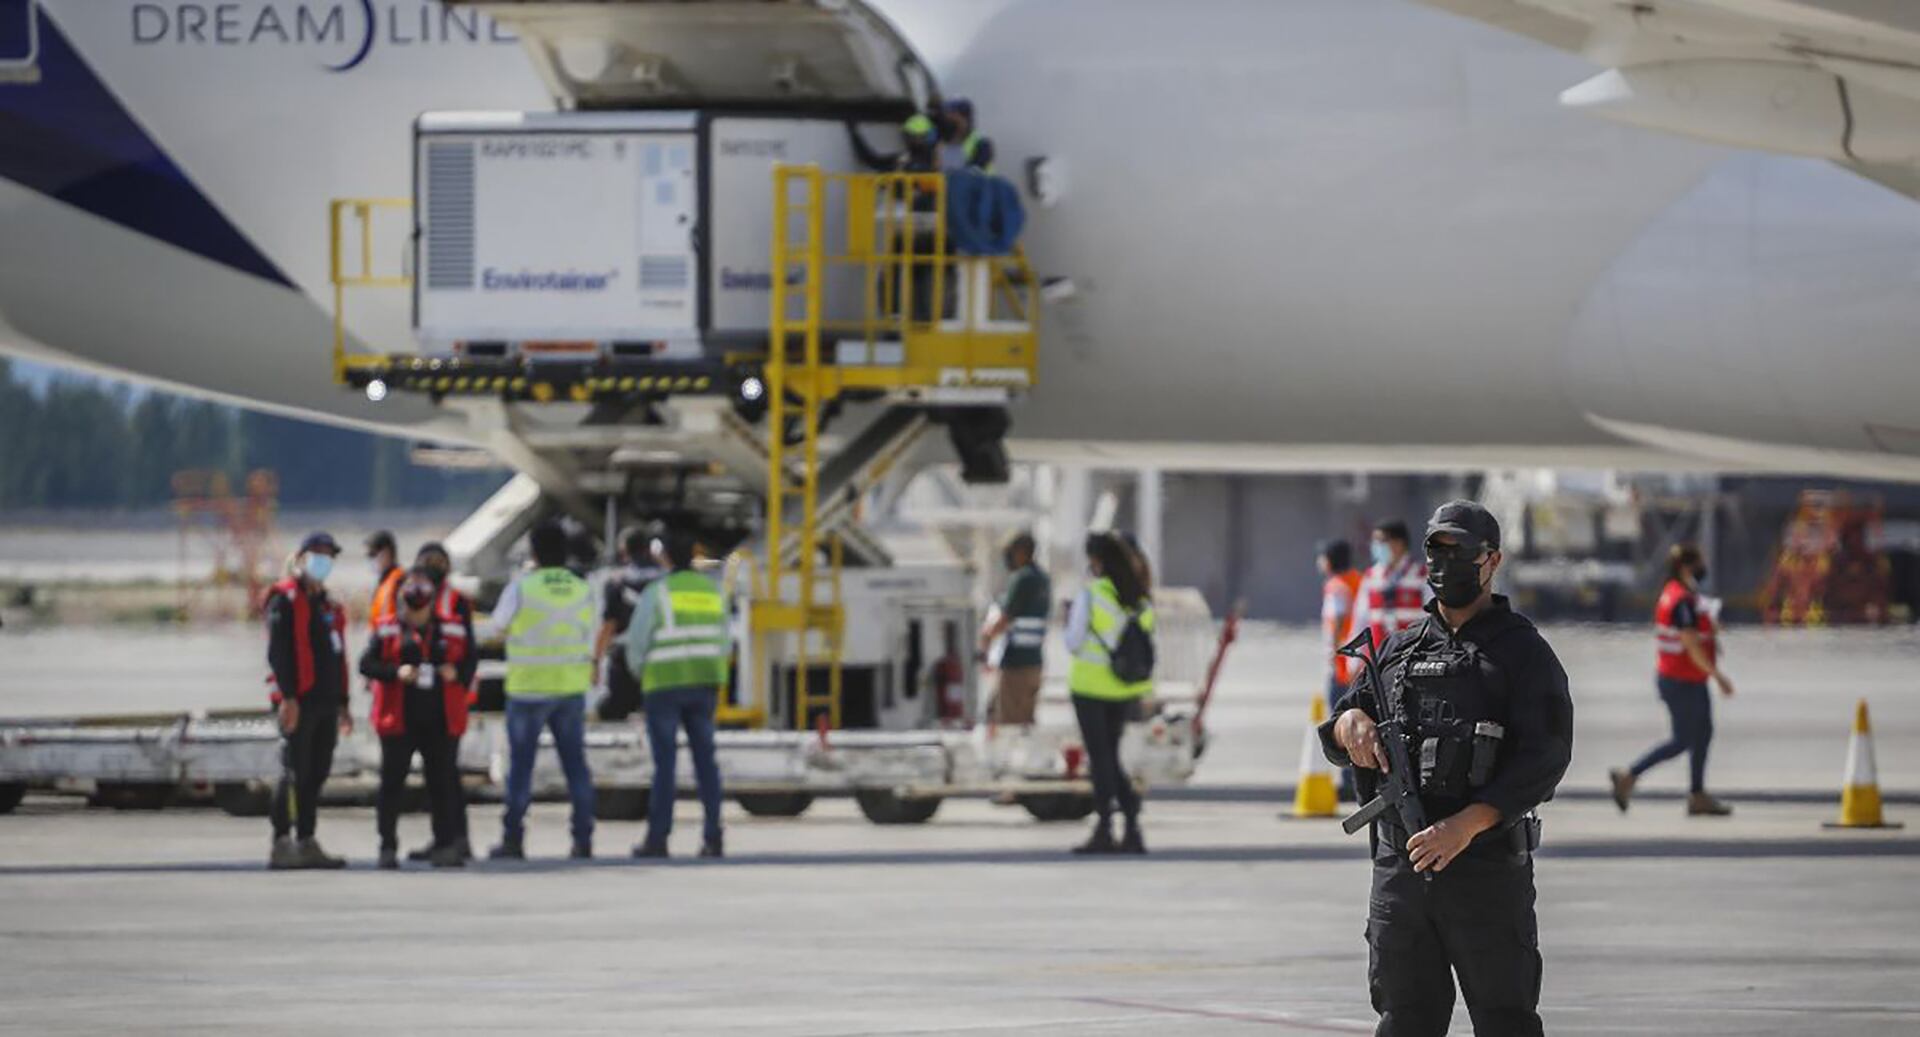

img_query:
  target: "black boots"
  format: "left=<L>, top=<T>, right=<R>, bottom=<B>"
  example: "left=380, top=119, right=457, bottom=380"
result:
left=378, top=843, right=400, bottom=870
left=488, top=836, right=525, bottom=861
left=1072, top=817, right=1145, bottom=856
left=1072, top=820, right=1117, bottom=855
left=699, top=834, right=725, bottom=859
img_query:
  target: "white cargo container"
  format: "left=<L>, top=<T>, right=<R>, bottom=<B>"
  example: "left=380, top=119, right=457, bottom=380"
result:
left=413, top=110, right=891, bottom=357
left=414, top=111, right=701, bottom=351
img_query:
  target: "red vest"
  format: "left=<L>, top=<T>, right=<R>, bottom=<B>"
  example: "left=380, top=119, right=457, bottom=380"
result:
left=369, top=607, right=472, bottom=738
left=1655, top=579, right=1715, bottom=683
left=265, top=578, right=347, bottom=707
left=1361, top=557, right=1427, bottom=651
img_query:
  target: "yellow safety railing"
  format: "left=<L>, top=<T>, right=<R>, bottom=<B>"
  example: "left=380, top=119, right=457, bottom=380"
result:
left=755, top=166, right=1040, bottom=729
left=327, top=198, right=411, bottom=386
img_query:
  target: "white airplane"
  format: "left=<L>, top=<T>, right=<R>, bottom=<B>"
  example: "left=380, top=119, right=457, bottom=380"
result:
left=3, top=0, right=1920, bottom=483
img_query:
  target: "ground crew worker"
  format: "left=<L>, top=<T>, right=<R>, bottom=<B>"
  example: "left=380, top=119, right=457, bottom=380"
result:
left=851, top=112, right=941, bottom=173
left=626, top=529, right=730, bottom=860
left=488, top=521, right=597, bottom=861
left=979, top=533, right=1050, bottom=728
left=1318, top=539, right=1363, bottom=802
left=366, top=530, right=403, bottom=624
left=413, top=541, right=476, bottom=861
left=360, top=568, right=468, bottom=869
left=264, top=532, right=353, bottom=871
left=1350, top=519, right=1429, bottom=652
left=1064, top=532, right=1155, bottom=855
left=593, top=527, right=662, bottom=722
left=1611, top=543, right=1736, bottom=817
left=939, top=98, right=996, bottom=173
left=1320, top=501, right=1572, bottom=1036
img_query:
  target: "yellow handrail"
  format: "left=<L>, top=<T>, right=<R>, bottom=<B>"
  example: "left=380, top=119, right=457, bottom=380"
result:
left=327, top=197, right=411, bottom=386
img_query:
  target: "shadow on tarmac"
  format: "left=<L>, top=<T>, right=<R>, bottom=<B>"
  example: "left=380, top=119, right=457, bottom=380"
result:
left=3, top=836, right=1916, bottom=878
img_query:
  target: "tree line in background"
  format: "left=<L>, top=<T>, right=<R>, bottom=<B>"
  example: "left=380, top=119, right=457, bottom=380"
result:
left=0, top=358, right=509, bottom=511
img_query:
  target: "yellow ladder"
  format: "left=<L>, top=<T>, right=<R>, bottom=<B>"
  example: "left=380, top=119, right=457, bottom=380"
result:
left=758, top=165, right=847, bottom=730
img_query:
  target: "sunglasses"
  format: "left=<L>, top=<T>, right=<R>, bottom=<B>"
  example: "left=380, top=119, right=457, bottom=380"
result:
left=1424, top=537, right=1488, bottom=565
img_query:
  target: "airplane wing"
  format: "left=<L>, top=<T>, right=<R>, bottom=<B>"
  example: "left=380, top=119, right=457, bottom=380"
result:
left=1417, top=0, right=1920, bottom=195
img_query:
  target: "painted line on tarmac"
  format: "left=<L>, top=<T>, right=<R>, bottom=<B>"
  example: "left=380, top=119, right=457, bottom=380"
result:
left=1158, top=785, right=1920, bottom=806
left=1072, top=996, right=1374, bottom=1033
left=2, top=836, right=1916, bottom=877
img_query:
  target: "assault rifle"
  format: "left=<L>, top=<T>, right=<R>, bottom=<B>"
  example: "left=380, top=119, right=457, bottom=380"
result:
left=1334, top=630, right=1429, bottom=869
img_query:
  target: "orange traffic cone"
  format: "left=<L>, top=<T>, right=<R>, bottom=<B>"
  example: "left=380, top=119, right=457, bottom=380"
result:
left=1292, top=696, right=1338, bottom=818
left=1824, top=699, right=1902, bottom=830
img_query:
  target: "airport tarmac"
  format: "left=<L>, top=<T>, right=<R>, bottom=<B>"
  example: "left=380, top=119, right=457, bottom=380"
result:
left=2, top=622, right=1917, bottom=1033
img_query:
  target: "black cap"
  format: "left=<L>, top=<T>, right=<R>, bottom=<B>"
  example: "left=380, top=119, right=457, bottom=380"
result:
left=299, top=531, right=342, bottom=556
left=1425, top=500, right=1500, bottom=551
left=365, top=530, right=397, bottom=557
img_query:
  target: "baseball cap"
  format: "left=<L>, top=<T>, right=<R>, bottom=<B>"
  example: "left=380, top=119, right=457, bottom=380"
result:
left=298, top=531, right=342, bottom=556
left=1424, top=500, right=1501, bottom=552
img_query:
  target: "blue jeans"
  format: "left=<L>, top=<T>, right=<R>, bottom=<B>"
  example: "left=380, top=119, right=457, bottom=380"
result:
left=502, top=694, right=595, bottom=845
left=1629, top=677, right=1713, bottom=794
left=643, top=687, right=725, bottom=848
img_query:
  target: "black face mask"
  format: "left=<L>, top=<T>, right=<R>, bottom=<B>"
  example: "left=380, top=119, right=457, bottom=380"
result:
left=1691, top=564, right=1709, bottom=583
left=1426, top=544, right=1489, bottom=609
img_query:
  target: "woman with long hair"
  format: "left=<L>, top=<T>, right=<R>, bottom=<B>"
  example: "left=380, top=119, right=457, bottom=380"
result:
left=1062, top=532, right=1156, bottom=854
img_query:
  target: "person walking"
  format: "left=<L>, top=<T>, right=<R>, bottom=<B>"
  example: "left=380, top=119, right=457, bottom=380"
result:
left=264, top=532, right=353, bottom=870
left=626, top=530, right=731, bottom=860
left=1320, top=500, right=1573, bottom=1036
left=488, top=521, right=598, bottom=861
left=1063, top=532, right=1156, bottom=855
left=1611, top=543, right=1736, bottom=816
left=360, top=568, right=469, bottom=869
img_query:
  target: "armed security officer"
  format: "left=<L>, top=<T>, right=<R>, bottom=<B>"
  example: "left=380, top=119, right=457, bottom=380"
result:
left=1320, top=500, right=1573, bottom=1036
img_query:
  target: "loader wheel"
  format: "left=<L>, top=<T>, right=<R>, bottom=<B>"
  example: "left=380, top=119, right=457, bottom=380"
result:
left=213, top=782, right=273, bottom=818
left=1017, top=793, right=1096, bottom=823
left=855, top=789, right=941, bottom=825
left=0, top=783, right=26, bottom=815
left=90, top=782, right=174, bottom=811
left=735, top=792, right=815, bottom=818
left=593, top=787, right=650, bottom=821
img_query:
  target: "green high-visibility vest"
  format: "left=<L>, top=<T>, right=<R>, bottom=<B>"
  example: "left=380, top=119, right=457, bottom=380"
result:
left=640, top=569, right=731, bottom=693
left=505, top=567, right=595, bottom=697
left=1067, top=577, right=1155, bottom=701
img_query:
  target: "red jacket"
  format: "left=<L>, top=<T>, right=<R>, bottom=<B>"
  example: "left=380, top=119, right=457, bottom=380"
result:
left=1655, top=579, right=1715, bottom=683
left=363, top=604, right=473, bottom=737
left=264, top=578, right=348, bottom=708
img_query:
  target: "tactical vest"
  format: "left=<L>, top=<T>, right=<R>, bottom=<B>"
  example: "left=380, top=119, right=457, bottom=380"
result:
left=640, top=569, right=730, bottom=694
left=505, top=567, right=595, bottom=697
left=1380, top=614, right=1526, bottom=804
left=1068, top=578, right=1155, bottom=701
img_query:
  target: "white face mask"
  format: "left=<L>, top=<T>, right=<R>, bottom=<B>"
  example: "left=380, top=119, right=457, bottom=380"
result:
left=303, top=553, right=335, bottom=584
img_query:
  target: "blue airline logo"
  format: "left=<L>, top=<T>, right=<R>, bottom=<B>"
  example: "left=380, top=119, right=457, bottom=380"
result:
left=129, top=0, right=516, bottom=72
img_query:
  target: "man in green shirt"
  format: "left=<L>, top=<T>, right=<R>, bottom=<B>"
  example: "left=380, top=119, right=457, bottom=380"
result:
left=979, top=533, right=1051, bottom=729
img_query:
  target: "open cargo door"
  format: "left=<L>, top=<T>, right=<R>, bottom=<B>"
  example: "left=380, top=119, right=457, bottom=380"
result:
left=451, top=0, right=933, bottom=111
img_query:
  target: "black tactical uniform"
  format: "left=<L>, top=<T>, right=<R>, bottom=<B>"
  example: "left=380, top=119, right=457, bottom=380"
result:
left=1319, top=503, right=1573, bottom=1037
left=599, top=563, right=660, bottom=721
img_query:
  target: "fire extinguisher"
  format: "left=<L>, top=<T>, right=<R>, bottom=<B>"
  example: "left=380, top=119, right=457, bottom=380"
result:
left=934, top=623, right=967, bottom=724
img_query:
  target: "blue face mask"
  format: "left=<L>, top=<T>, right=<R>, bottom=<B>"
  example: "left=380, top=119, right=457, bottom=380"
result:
left=1370, top=541, right=1392, bottom=568
left=303, top=553, right=335, bottom=583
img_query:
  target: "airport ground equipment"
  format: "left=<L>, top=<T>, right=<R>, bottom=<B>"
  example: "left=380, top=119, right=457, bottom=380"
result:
left=0, top=2, right=1221, bottom=821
